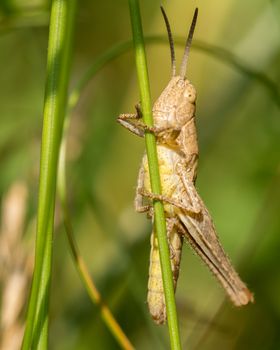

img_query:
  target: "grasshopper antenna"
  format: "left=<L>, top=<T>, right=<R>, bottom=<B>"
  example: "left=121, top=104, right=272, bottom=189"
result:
left=180, top=7, right=198, bottom=78
left=160, top=6, right=176, bottom=77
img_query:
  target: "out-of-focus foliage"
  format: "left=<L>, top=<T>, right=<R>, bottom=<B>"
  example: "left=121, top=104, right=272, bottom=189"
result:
left=0, top=0, right=280, bottom=349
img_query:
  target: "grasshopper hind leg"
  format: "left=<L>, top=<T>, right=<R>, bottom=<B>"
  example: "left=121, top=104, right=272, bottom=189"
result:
left=147, top=218, right=183, bottom=325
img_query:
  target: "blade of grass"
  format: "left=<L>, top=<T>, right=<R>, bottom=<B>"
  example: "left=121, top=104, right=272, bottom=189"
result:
left=128, top=1, right=182, bottom=349
left=21, top=0, right=77, bottom=349
left=57, top=123, right=135, bottom=350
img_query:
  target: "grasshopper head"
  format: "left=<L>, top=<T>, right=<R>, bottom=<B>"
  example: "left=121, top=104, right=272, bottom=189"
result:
left=154, top=7, right=198, bottom=143
left=153, top=75, right=196, bottom=132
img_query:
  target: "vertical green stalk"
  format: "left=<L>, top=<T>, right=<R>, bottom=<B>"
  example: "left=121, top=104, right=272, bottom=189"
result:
left=128, top=1, right=182, bottom=349
left=21, top=0, right=77, bottom=349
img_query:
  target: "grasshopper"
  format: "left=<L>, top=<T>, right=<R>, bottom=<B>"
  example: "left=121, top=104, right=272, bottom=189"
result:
left=118, top=7, right=253, bottom=325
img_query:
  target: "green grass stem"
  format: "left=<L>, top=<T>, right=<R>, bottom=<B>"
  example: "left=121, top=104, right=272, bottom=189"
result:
left=21, top=1, right=77, bottom=349
left=128, top=1, right=182, bottom=349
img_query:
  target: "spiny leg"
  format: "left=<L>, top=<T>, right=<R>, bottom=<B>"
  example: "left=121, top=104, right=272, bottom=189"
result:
left=118, top=104, right=178, bottom=138
left=118, top=114, right=175, bottom=138
left=118, top=103, right=145, bottom=137
left=117, top=113, right=146, bottom=137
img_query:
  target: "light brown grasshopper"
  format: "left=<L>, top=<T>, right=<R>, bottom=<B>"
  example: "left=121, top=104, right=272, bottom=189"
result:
left=118, top=7, right=253, bottom=325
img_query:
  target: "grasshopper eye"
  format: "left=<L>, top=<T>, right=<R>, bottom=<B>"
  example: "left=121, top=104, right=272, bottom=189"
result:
left=184, top=86, right=196, bottom=103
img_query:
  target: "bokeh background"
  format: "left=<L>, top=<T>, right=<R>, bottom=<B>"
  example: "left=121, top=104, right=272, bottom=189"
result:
left=1, top=0, right=280, bottom=349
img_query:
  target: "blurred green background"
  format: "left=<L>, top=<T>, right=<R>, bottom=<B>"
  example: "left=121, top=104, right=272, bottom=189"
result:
left=1, top=0, right=280, bottom=349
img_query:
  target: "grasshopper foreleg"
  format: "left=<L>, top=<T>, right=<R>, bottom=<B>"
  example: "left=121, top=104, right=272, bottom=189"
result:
left=118, top=114, right=176, bottom=139
left=118, top=105, right=179, bottom=139
left=117, top=113, right=146, bottom=138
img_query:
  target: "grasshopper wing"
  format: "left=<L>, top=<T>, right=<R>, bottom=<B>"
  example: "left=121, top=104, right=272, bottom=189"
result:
left=177, top=194, right=254, bottom=306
